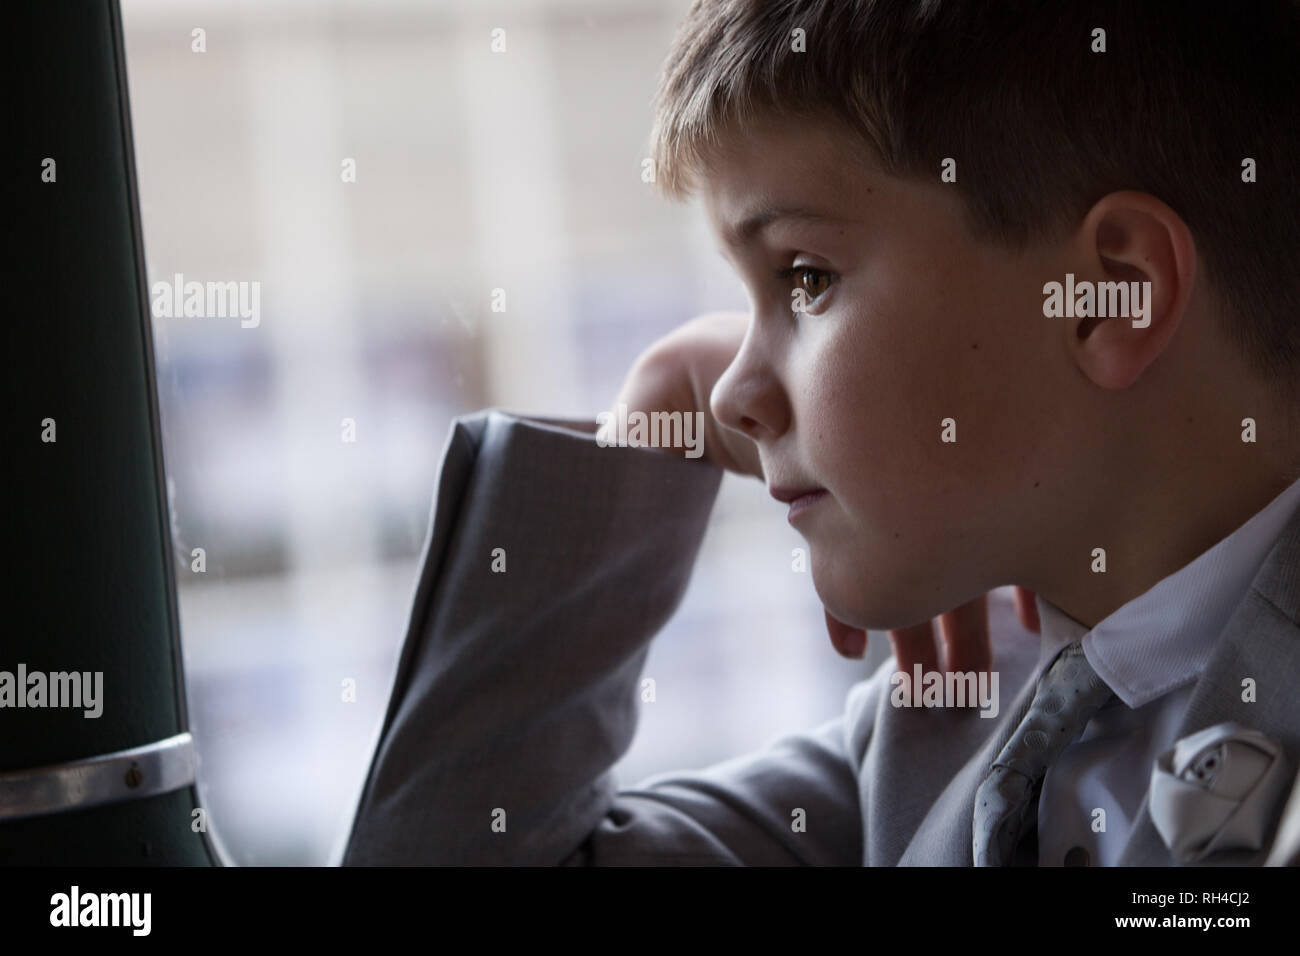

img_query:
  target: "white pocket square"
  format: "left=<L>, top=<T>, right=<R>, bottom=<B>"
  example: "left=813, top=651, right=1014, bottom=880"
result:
left=1148, top=722, right=1290, bottom=863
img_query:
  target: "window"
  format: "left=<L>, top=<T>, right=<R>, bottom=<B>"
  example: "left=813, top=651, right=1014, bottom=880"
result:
left=122, top=0, right=872, bottom=865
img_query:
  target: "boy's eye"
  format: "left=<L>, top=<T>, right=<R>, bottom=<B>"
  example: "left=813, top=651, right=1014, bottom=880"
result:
left=776, top=266, right=835, bottom=305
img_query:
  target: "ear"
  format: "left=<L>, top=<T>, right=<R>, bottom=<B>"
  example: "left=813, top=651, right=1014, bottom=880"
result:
left=1059, top=191, right=1197, bottom=390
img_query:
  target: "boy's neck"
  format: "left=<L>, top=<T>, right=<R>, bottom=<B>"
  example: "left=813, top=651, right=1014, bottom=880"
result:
left=1033, top=442, right=1300, bottom=633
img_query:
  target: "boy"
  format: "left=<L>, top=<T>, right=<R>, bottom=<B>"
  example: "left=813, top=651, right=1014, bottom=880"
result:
left=343, top=0, right=1300, bottom=865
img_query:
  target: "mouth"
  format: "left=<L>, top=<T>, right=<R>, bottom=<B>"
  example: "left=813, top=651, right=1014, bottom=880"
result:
left=769, top=485, right=829, bottom=523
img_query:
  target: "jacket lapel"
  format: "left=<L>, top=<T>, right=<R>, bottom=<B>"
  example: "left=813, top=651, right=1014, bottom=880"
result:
left=896, top=668, right=1042, bottom=865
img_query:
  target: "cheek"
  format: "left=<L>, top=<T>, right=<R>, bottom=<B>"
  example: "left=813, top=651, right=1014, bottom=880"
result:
left=802, top=308, right=952, bottom=491
left=798, top=293, right=1014, bottom=537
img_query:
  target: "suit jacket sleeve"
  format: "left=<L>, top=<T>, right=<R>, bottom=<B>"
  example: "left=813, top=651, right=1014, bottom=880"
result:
left=341, top=409, right=869, bottom=866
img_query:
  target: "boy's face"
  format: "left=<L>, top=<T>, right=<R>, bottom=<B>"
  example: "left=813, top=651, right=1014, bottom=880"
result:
left=703, top=111, right=1069, bottom=632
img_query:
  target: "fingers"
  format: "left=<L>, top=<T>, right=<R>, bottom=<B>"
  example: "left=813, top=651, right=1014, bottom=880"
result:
left=839, top=588, right=1020, bottom=675
left=936, top=592, right=992, bottom=675
left=824, top=609, right=868, bottom=659
left=885, top=592, right=991, bottom=678
left=1013, top=586, right=1041, bottom=633
left=887, top=618, right=941, bottom=676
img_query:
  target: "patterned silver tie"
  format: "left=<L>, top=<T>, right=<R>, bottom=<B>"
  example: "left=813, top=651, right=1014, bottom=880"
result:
left=972, top=642, right=1116, bottom=866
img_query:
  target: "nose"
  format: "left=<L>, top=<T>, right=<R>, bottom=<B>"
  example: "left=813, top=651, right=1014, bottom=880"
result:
left=709, top=320, right=791, bottom=443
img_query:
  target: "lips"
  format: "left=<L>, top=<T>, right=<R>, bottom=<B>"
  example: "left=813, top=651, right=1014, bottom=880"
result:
left=769, top=485, right=828, bottom=522
left=768, top=484, right=823, bottom=503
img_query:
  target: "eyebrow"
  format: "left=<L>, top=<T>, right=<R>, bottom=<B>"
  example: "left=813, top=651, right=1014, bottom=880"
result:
left=721, top=205, right=846, bottom=249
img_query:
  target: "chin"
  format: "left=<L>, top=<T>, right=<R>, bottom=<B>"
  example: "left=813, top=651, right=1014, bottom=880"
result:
left=811, top=554, right=940, bottom=633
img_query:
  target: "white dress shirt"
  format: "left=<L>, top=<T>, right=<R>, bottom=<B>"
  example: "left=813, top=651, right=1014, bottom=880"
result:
left=1033, top=472, right=1300, bottom=865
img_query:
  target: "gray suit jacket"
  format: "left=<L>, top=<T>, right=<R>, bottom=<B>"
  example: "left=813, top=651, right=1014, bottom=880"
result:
left=342, top=411, right=1300, bottom=865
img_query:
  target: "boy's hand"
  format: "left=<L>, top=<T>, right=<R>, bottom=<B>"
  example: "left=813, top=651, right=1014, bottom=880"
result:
left=600, top=311, right=761, bottom=477
left=825, top=586, right=1041, bottom=670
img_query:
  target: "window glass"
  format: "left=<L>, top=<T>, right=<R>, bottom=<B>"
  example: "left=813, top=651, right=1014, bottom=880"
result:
left=122, top=0, right=874, bottom=865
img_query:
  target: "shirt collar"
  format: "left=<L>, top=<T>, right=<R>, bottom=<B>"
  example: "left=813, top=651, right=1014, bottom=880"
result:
left=1033, top=473, right=1300, bottom=709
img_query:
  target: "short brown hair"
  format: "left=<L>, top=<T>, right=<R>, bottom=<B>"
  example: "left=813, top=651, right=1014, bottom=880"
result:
left=647, top=0, right=1300, bottom=402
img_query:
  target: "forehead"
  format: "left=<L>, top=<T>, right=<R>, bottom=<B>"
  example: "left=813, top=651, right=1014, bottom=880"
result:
left=699, top=111, right=879, bottom=245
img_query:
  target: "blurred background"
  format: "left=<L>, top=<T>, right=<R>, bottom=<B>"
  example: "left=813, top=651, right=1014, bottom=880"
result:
left=121, top=0, right=886, bottom=865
